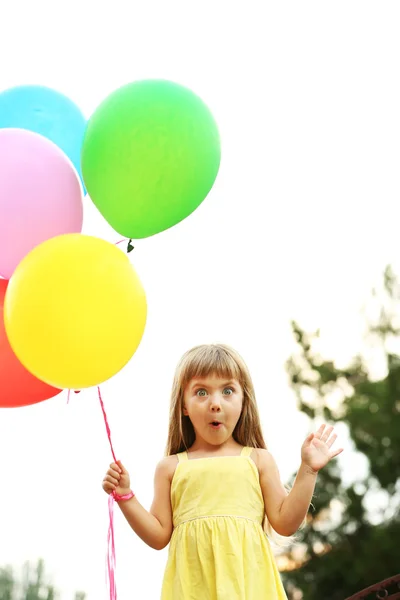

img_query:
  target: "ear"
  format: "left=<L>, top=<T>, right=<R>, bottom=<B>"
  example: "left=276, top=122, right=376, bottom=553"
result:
left=183, top=406, right=189, bottom=416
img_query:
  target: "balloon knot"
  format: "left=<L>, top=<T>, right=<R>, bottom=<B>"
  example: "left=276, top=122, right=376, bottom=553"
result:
left=127, top=240, right=134, bottom=253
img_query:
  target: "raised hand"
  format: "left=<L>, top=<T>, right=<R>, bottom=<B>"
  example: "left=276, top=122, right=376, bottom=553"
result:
left=301, top=424, right=343, bottom=472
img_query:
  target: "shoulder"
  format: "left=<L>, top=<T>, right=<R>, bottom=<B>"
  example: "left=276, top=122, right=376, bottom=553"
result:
left=155, top=454, right=179, bottom=482
left=251, top=448, right=277, bottom=475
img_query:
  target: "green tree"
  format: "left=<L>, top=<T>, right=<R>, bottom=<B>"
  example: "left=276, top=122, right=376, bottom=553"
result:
left=282, top=266, right=400, bottom=599
left=0, top=566, right=14, bottom=600
left=0, top=559, right=86, bottom=600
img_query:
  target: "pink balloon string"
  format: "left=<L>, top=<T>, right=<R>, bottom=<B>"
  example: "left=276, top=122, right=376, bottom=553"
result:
left=97, top=386, right=119, bottom=600
left=98, top=386, right=117, bottom=462
left=67, top=386, right=119, bottom=599
left=107, top=493, right=117, bottom=600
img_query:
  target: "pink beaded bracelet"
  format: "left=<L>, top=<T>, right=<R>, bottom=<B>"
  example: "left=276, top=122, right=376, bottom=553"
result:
left=112, top=490, right=135, bottom=502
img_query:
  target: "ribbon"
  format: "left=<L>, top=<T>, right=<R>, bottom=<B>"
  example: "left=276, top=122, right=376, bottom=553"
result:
left=97, top=386, right=119, bottom=600
left=67, top=386, right=120, bottom=599
left=107, top=492, right=117, bottom=600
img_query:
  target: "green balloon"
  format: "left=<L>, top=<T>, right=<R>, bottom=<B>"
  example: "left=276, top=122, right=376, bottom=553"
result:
left=81, top=80, right=221, bottom=239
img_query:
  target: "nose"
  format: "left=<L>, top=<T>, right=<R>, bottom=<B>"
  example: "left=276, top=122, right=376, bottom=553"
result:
left=210, top=394, right=222, bottom=411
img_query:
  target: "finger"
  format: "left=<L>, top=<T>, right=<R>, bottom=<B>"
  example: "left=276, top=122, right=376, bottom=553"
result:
left=311, top=437, right=325, bottom=448
left=305, top=433, right=314, bottom=444
left=104, top=474, right=119, bottom=486
left=102, top=481, right=115, bottom=493
left=331, top=448, right=344, bottom=458
left=108, top=468, right=121, bottom=480
left=116, top=460, right=127, bottom=474
left=326, top=433, right=337, bottom=448
left=321, top=426, right=334, bottom=443
left=314, top=424, right=325, bottom=439
left=110, top=462, right=122, bottom=474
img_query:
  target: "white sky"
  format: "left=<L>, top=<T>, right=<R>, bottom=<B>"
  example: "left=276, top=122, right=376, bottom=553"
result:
left=1, top=1, right=400, bottom=598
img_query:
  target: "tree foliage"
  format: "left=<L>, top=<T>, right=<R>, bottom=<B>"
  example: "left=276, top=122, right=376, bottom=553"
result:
left=282, top=266, right=400, bottom=599
left=0, top=559, right=86, bottom=600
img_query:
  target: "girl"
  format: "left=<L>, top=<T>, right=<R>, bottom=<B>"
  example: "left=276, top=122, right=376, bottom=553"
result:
left=102, top=343, right=343, bottom=599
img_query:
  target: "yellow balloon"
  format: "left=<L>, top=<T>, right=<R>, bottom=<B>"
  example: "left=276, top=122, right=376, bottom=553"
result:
left=4, top=234, right=147, bottom=389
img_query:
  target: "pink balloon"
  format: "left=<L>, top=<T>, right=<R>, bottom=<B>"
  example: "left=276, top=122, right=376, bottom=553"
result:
left=0, top=128, right=83, bottom=278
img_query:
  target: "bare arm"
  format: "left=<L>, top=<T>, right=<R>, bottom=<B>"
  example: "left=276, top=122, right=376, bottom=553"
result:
left=257, top=449, right=316, bottom=537
left=278, top=462, right=317, bottom=535
left=258, top=425, right=342, bottom=537
left=116, top=458, right=174, bottom=550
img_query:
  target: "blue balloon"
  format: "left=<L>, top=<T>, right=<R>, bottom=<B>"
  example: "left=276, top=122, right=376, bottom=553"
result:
left=0, top=85, right=87, bottom=187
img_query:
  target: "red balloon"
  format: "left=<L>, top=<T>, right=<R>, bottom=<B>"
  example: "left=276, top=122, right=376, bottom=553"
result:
left=0, top=279, right=61, bottom=407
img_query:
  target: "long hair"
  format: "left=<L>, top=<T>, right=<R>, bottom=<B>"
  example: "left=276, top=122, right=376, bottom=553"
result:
left=164, top=343, right=267, bottom=456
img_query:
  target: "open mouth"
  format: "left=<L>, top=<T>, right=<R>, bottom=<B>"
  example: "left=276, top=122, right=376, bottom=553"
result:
left=210, top=421, right=223, bottom=429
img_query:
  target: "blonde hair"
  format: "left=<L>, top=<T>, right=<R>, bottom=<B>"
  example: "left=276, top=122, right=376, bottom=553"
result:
left=164, top=343, right=298, bottom=545
left=164, top=343, right=267, bottom=455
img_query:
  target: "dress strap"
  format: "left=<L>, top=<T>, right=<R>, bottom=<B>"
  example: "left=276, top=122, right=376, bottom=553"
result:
left=177, top=451, right=188, bottom=462
left=241, top=446, right=253, bottom=457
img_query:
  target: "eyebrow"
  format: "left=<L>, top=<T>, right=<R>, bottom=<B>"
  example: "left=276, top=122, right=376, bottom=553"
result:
left=190, top=380, right=238, bottom=388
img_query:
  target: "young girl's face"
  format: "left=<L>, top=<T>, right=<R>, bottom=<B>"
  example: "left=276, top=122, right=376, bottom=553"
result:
left=183, top=374, right=243, bottom=446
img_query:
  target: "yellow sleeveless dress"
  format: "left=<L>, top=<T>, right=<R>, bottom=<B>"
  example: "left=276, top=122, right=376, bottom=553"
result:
left=161, top=446, right=288, bottom=599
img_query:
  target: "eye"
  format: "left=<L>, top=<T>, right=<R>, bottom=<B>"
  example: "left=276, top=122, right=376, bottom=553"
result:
left=223, top=387, right=234, bottom=396
left=196, top=389, right=207, bottom=397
